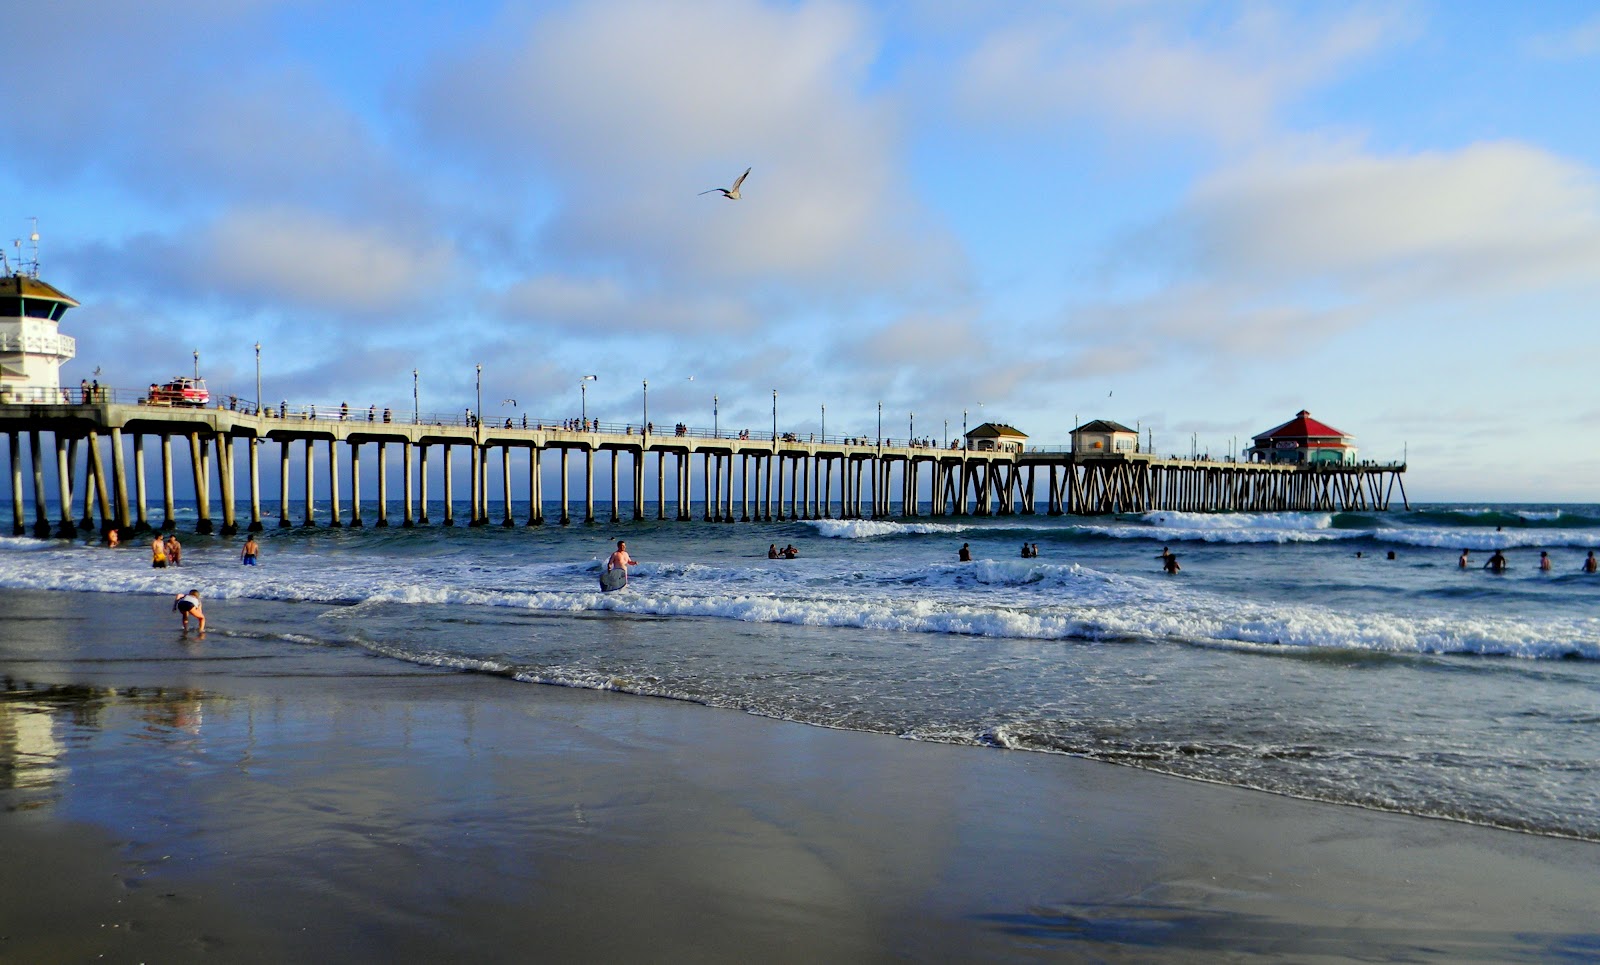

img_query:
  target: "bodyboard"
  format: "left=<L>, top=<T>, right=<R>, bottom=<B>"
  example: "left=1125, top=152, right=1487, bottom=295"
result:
left=599, top=568, right=628, bottom=593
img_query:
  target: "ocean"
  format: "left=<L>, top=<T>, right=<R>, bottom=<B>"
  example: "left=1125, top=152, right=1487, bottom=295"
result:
left=3, top=501, right=1597, bottom=841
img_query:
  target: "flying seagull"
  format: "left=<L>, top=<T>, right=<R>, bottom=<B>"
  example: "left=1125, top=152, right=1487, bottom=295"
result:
left=699, top=167, right=750, bottom=200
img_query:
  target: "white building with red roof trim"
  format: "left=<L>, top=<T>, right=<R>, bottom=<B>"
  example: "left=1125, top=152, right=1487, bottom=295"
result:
left=1247, top=410, right=1358, bottom=465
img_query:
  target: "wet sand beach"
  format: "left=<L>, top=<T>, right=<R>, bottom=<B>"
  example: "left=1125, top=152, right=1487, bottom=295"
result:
left=2, top=588, right=1596, bottom=962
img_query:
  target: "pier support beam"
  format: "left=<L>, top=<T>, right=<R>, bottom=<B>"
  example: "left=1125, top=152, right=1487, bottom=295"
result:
left=302, top=438, right=316, bottom=527
left=501, top=446, right=514, bottom=527
left=420, top=444, right=432, bottom=525
left=584, top=449, right=595, bottom=524
left=30, top=432, right=49, bottom=538
left=402, top=442, right=414, bottom=528
left=54, top=435, right=75, bottom=538
left=247, top=438, right=262, bottom=532
left=349, top=443, right=363, bottom=528
left=377, top=443, right=390, bottom=527
left=527, top=445, right=541, bottom=526
left=8, top=432, right=22, bottom=536
left=441, top=444, right=454, bottom=526
left=326, top=439, right=342, bottom=527
left=559, top=448, right=571, bottom=525
left=216, top=433, right=237, bottom=536
left=109, top=429, right=130, bottom=534
left=189, top=433, right=213, bottom=534
left=279, top=440, right=292, bottom=528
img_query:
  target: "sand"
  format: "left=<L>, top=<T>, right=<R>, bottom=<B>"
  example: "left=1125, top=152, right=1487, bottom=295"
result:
left=1, top=588, right=1596, bottom=963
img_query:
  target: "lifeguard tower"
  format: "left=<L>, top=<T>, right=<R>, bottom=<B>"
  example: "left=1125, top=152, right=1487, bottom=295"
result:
left=0, top=225, right=78, bottom=404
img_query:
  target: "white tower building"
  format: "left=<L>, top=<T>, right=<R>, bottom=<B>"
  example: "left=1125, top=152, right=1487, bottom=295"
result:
left=0, top=244, right=78, bottom=403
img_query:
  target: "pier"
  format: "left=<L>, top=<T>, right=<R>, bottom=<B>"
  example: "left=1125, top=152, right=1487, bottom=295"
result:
left=0, top=394, right=1408, bottom=537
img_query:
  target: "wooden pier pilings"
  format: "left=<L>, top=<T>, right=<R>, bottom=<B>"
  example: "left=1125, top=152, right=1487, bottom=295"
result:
left=0, top=402, right=1408, bottom=536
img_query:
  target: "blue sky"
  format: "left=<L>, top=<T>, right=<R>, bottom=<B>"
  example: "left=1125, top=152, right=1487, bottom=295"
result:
left=5, top=0, right=1599, bottom=501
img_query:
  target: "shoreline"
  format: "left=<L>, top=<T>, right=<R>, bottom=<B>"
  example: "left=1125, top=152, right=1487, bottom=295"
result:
left=3, top=588, right=1598, bottom=962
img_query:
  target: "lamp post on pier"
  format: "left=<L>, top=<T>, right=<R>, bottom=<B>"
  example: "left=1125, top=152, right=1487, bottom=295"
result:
left=642, top=380, right=649, bottom=436
left=254, top=342, right=261, bottom=414
left=877, top=401, right=882, bottom=449
left=820, top=404, right=825, bottom=443
left=193, top=349, right=200, bottom=381
left=579, top=374, right=597, bottom=425
left=713, top=394, right=719, bottom=438
left=962, top=409, right=967, bottom=451
left=412, top=369, right=419, bottom=424
left=771, top=389, right=777, bottom=443
left=475, top=363, right=482, bottom=442
left=909, top=412, right=914, bottom=445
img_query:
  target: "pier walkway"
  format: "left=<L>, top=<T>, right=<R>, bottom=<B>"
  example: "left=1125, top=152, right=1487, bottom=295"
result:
left=0, top=397, right=1408, bottom=537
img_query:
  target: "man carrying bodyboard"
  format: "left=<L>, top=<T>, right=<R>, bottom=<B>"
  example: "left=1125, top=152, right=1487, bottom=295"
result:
left=601, top=540, right=637, bottom=592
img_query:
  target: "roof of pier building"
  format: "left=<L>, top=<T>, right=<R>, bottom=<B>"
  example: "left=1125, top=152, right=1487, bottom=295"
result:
left=965, top=423, right=1028, bottom=452
left=0, top=274, right=79, bottom=307
left=1073, top=419, right=1136, bottom=435
left=1252, top=410, right=1352, bottom=446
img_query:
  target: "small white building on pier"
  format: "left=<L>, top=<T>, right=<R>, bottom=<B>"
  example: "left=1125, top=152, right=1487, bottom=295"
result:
left=0, top=270, right=78, bottom=403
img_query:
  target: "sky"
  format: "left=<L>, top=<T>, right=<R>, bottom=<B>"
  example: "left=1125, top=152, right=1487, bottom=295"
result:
left=4, top=0, right=1599, bottom=502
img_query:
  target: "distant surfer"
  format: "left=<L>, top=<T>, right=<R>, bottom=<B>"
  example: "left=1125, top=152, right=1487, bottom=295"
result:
left=173, top=589, right=206, bottom=633
left=1584, top=551, right=1598, bottom=574
left=958, top=543, right=972, bottom=562
left=1484, top=550, right=1508, bottom=573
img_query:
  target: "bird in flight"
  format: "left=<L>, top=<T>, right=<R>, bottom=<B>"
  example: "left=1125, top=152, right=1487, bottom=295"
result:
left=700, top=167, right=751, bottom=200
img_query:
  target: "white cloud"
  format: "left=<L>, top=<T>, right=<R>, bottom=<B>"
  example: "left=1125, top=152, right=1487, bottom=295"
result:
left=413, top=0, right=964, bottom=299
left=1065, top=139, right=1600, bottom=371
left=1525, top=13, right=1600, bottom=60
left=187, top=207, right=460, bottom=314
left=950, top=5, right=1407, bottom=145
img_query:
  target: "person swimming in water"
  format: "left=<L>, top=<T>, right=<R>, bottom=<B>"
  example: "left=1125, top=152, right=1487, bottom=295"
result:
left=768, top=544, right=780, bottom=559
left=151, top=538, right=168, bottom=569
left=958, top=543, right=972, bottom=562
left=1162, top=553, right=1180, bottom=574
left=1458, top=549, right=1471, bottom=569
left=1484, top=550, right=1508, bottom=573
left=1584, top=551, right=1598, bottom=574
left=241, top=536, right=259, bottom=566
left=1539, top=551, right=1552, bottom=571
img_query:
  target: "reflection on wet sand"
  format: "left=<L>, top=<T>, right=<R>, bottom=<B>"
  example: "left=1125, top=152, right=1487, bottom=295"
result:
left=1, top=680, right=207, bottom=810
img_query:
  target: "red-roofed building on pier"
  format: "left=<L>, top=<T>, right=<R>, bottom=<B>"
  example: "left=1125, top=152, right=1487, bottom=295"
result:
left=1247, top=410, right=1358, bottom=465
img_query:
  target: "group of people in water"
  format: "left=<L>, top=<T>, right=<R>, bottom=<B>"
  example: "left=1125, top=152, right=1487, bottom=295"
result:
left=1462, top=548, right=1598, bottom=573
left=768, top=543, right=800, bottom=559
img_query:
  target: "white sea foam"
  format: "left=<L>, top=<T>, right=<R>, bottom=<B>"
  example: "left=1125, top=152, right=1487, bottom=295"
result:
left=2, top=524, right=1595, bottom=661
left=806, top=519, right=972, bottom=539
left=1140, top=511, right=1335, bottom=531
